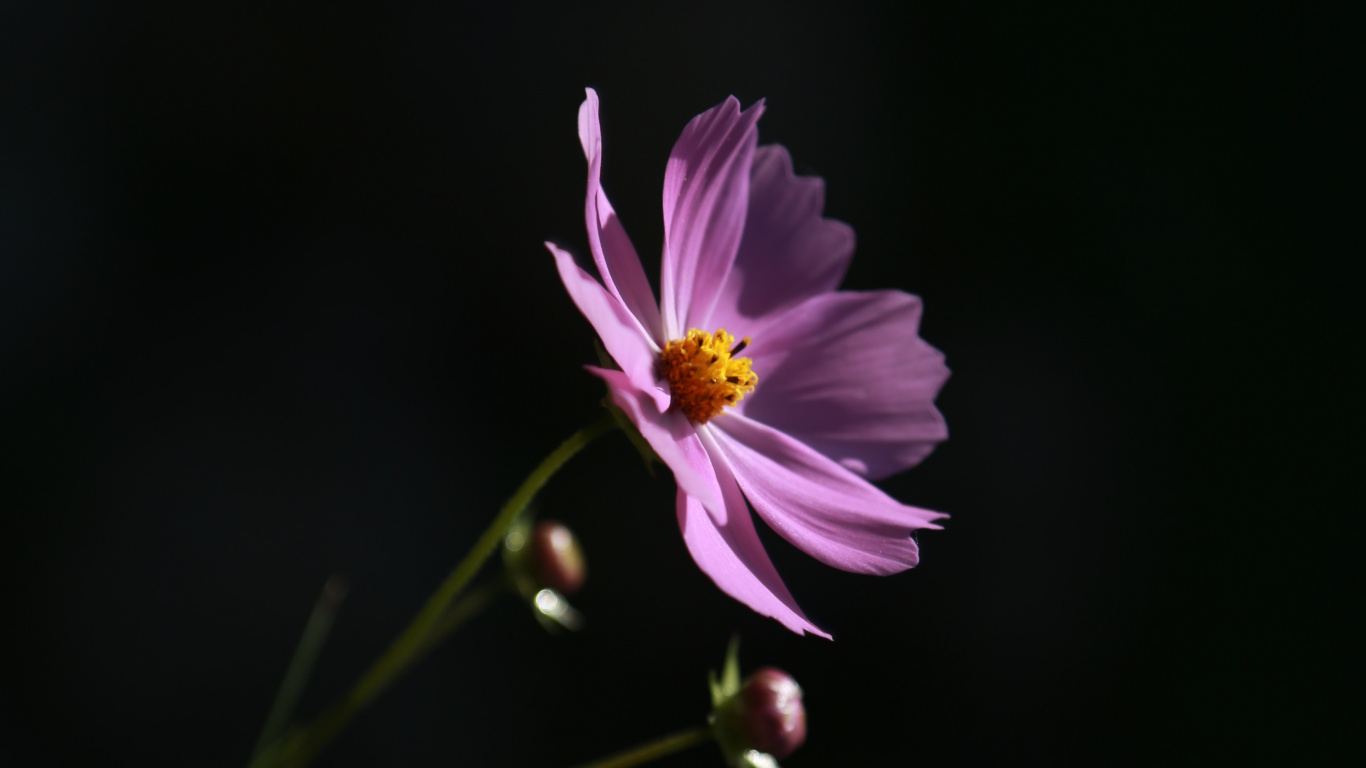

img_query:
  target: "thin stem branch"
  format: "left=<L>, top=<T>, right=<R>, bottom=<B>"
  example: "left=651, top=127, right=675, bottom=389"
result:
left=416, top=572, right=513, bottom=659
left=254, top=411, right=617, bottom=768
left=570, top=727, right=714, bottom=768
left=250, top=575, right=348, bottom=761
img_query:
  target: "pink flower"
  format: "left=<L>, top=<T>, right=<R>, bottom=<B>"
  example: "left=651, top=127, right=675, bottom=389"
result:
left=546, top=89, right=949, bottom=637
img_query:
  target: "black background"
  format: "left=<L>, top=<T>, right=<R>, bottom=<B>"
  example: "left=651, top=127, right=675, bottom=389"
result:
left=2, top=2, right=1356, bottom=766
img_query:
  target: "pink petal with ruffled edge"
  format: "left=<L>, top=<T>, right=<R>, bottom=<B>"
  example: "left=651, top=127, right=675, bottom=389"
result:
left=736, top=290, right=948, bottom=479
left=712, top=414, right=946, bottom=575
left=707, top=145, right=855, bottom=337
left=547, top=243, right=670, bottom=412
left=578, top=89, right=663, bottom=342
left=660, top=96, right=764, bottom=339
left=678, top=426, right=828, bottom=638
left=589, top=367, right=721, bottom=515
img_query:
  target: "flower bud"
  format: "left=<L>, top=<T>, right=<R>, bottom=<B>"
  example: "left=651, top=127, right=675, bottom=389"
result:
left=713, top=667, right=806, bottom=765
left=526, top=520, right=586, bottom=595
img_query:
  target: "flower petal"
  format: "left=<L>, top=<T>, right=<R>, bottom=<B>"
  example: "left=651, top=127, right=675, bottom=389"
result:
left=712, top=413, right=946, bottom=576
left=578, top=89, right=663, bottom=342
left=737, top=290, right=949, bottom=479
left=547, top=242, right=669, bottom=411
left=588, top=366, right=720, bottom=514
left=677, top=427, right=829, bottom=638
left=660, top=96, right=764, bottom=338
left=708, top=145, right=855, bottom=338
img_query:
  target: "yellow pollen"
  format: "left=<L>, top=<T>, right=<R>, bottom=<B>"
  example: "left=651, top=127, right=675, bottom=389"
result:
left=658, top=328, right=758, bottom=424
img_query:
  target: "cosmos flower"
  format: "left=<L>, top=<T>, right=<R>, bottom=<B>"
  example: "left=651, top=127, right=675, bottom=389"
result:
left=546, top=89, right=948, bottom=637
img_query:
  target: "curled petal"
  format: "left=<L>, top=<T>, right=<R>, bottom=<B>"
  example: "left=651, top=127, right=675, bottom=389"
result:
left=588, top=367, right=720, bottom=514
left=738, top=290, right=948, bottom=479
left=708, top=144, right=855, bottom=339
left=713, top=414, right=946, bottom=576
left=676, top=427, right=829, bottom=638
left=578, top=89, right=663, bottom=342
left=547, top=243, right=668, bottom=412
left=660, top=96, right=764, bottom=338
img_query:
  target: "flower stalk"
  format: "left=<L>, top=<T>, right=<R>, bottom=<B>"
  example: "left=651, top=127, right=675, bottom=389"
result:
left=570, top=727, right=714, bottom=768
left=251, top=411, right=618, bottom=768
left=249, top=575, right=348, bottom=762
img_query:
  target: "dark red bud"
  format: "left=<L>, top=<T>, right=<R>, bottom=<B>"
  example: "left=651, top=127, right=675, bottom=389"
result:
left=736, top=667, right=806, bottom=759
left=714, top=666, right=807, bottom=765
left=528, top=520, right=586, bottom=594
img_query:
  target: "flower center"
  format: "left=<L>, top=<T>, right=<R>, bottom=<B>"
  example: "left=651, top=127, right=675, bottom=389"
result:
left=658, top=328, right=758, bottom=424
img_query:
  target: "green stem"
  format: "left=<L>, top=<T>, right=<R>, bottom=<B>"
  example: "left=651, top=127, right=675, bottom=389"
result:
left=416, top=572, right=513, bottom=658
left=256, top=412, right=617, bottom=768
left=250, top=575, right=348, bottom=761
left=570, top=727, right=714, bottom=768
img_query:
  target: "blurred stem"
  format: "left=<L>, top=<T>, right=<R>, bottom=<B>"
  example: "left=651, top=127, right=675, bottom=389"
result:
left=416, top=572, right=513, bottom=658
left=571, top=726, right=714, bottom=768
left=253, top=411, right=617, bottom=768
left=250, top=575, right=349, bottom=761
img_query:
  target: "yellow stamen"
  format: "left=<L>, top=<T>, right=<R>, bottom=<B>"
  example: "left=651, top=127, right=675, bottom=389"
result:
left=658, top=328, right=758, bottom=424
